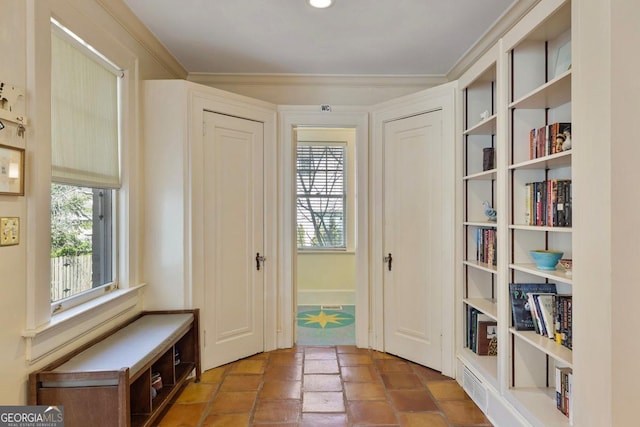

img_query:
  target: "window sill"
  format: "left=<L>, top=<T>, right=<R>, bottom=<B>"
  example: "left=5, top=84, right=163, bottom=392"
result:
left=22, top=284, right=146, bottom=363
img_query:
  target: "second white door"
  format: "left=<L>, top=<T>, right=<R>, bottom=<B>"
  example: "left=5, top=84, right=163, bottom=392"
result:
left=383, top=110, right=443, bottom=370
left=202, top=111, right=265, bottom=369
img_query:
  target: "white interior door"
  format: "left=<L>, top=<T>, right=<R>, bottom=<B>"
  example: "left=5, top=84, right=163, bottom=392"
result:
left=202, top=111, right=264, bottom=368
left=383, top=110, right=443, bottom=370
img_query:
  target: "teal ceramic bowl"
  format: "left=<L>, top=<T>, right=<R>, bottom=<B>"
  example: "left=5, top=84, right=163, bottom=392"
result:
left=529, top=250, right=563, bottom=270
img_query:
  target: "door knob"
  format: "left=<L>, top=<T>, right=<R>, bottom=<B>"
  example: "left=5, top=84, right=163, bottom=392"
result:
left=384, top=253, right=393, bottom=271
left=256, top=252, right=266, bottom=270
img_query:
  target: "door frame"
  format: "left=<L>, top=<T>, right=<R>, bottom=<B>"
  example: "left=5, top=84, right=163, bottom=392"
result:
left=189, top=88, right=278, bottom=364
left=371, top=82, right=457, bottom=377
left=278, top=106, right=369, bottom=349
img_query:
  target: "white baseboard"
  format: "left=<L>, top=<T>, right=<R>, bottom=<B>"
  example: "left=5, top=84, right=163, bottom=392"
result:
left=297, top=290, right=355, bottom=306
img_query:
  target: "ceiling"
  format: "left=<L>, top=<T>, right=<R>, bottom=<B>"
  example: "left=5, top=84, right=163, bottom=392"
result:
left=122, top=0, right=518, bottom=76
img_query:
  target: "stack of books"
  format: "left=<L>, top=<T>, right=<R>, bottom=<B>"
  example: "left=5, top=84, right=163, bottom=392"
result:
left=529, top=122, right=571, bottom=159
left=466, top=306, right=497, bottom=356
left=524, top=179, right=572, bottom=227
left=476, top=228, right=497, bottom=266
left=509, top=283, right=572, bottom=350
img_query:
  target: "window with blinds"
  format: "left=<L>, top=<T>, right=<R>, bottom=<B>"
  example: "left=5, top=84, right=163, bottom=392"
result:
left=50, top=19, right=121, bottom=310
left=296, top=144, right=346, bottom=249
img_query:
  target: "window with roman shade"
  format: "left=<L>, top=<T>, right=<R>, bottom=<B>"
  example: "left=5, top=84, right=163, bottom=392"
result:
left=50, top=20, right=122, bottom=309
left=51, top=23, right=121, bottom=189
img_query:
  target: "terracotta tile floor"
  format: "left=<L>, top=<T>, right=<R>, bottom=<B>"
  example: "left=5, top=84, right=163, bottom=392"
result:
left=157, top=346, right=492, bottom=426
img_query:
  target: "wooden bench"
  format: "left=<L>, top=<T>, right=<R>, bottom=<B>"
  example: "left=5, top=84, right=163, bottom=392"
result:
left=29, top=309, right=201, bottom=427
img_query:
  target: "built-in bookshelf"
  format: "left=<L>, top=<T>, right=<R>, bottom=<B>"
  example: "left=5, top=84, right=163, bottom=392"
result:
left=505, top=1, right=573, bottom=425
left=457, top=1, right=574, bottom=426
left=460, top=51, right=500, bottom=391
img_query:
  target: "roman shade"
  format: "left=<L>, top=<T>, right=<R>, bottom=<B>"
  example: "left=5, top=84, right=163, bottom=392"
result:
left=51, top=28, right=121, bottom=188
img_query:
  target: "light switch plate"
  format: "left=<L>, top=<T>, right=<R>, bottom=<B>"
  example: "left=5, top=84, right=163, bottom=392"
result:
left=0, top=217, right=19, bottom=246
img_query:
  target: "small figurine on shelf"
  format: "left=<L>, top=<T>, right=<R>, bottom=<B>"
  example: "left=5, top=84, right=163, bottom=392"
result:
left=561, top=130, right=572, bottom=151
left=483, top=201, right=497, bottom=222
left=555, top=133, right=566, bottom=153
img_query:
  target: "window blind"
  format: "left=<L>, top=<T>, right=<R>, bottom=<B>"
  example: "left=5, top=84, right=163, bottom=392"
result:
left=296, top=144, right=346, bottom=248
left=51, top=29, right=120, bottom=188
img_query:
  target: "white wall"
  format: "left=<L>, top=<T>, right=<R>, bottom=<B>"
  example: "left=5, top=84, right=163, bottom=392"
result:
left=0, top=0, right=29, bottom=407
left=297, top=252, right=356, bottom=305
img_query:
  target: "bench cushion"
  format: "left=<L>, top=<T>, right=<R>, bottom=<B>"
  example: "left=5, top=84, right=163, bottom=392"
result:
left=42, top=313, right=193, bottom=388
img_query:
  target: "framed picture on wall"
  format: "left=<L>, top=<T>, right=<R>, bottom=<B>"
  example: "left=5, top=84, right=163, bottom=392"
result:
left=0, top=144, right=25, bottom=196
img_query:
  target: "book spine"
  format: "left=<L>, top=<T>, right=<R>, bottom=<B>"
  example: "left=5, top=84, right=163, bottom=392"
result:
left=524, top=183, right=531, bottom=225
left=528, top=294, right=541, bottom=334
left=555, top=296, right=563, bottom=344
left=566, top=298, right=573, bottom=349
left=546, top=124, right=552, bottom=157
left=557, top=180, right=565, bottom=227
left=530, top=129, right=535, bottom=160
left=556, top=366, right=563, bottom=412
left=565, top=370, right=573, bottom=419
left=566, top=181, right=572, bottom=227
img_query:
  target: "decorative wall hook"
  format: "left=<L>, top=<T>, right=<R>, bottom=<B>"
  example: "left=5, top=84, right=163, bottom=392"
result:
left=0, top=81, right=28, bottom=131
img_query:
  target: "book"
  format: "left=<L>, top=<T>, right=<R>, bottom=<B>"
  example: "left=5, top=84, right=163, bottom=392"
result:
left=475, top=228, right=497, bottom=266
left=552, top=122, right=572, bottom=153
left=556, top=367, right=572, bottom=416
left=554, top=294, right=573, bottom=349
left=527, top=293, right=556, bottom=338
left=535, top=293, right=556, bottom=338
left=556, top=366, right=572, bottom=418
left=509, top=283, right=557, bottom=330
left=482, top=147, right=495, bottom=171
left=524, top=179, right=572, bottom=227
left=466, top=306, right=496, bottom=355
left=529, top=123, right=571, bottom=159
left=527, top=293, right=542, bottom=334
left=476, top=319, right=498, bottom=355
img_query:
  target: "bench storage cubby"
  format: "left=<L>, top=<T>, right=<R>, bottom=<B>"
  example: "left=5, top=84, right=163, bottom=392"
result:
left=29, top=309, right=201, bottom=427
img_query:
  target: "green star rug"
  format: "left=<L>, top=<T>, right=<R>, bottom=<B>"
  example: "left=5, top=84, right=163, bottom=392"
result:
left=296, top=305, right=355, bottom=345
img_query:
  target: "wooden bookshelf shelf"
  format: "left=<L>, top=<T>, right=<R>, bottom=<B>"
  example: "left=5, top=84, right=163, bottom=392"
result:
left=464, top=169, right=497, bottom=181
left=509, top=224, right=572, bottom=233
left=463, top=298, right=497, bottom=319
left=463, top=260, right=498, bottom=274
left=464, top=221, right=497, bottom=228
left=509, top=151, right=571, bottom=170
left=509, top=263, right=572, bottom=284
left=509, top=328, right=573, bottom=366
left=509, top=71, right=571, bottom=110
left=507, top=388, right=571, bottom=427
left=464, top=114, right=497, bottom=135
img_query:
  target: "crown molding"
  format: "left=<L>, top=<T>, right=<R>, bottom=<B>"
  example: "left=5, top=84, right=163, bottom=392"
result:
left=95, top=0, right=187, bottom=78
left=187, top=73, right=448, bottom=88
left=447, top=0, right=541, bottom=80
